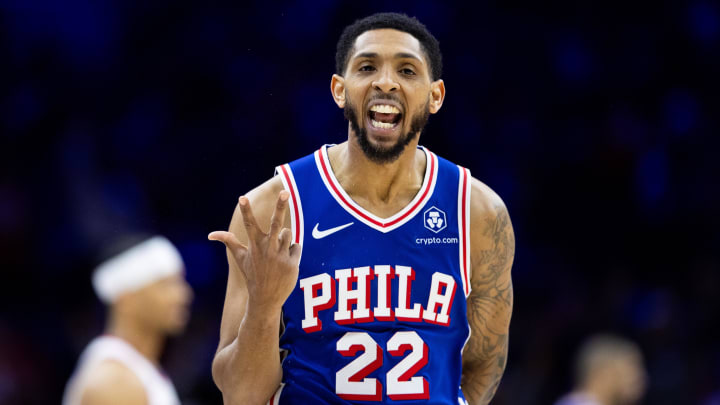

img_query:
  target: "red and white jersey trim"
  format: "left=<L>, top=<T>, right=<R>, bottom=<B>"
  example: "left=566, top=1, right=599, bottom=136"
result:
left=457, top=166, right=472, bottom=298
left=314, top=145, right=438, bottom=233
left=266, top=383, right=285, bottom=405
left=276, top=164, right=304, bottom=249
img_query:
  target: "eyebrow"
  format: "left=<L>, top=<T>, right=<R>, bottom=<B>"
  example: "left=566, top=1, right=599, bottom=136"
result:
left=354, top=52, right=423, bottom=63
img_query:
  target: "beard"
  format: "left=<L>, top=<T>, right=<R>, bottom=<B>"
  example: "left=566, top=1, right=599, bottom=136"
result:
left=344, top=96, right=430, bottom=164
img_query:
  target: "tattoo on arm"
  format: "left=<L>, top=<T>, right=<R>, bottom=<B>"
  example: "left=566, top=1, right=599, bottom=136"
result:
left=462, top=203, right=515, bottom=405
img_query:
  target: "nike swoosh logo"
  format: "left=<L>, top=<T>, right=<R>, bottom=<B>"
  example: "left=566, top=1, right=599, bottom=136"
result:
left=312, top=222, right=354, bottom=239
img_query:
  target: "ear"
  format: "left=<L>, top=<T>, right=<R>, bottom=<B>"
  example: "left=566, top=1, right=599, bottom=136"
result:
left=330, top=74, right=346, bottom=108
left=428, top=79, right=445, bottom=114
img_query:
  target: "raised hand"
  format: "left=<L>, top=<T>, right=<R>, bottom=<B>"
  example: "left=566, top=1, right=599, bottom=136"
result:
left=209, top=191, right=301, bottom=312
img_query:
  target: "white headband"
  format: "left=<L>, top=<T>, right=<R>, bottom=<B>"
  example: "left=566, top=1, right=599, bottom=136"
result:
left=92, top=236, right=184, bottom=304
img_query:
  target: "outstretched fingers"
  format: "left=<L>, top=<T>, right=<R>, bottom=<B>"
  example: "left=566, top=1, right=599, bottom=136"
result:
left=268, top=191, right=290, bottom=247
left=237, top=196, right=262, bottom=242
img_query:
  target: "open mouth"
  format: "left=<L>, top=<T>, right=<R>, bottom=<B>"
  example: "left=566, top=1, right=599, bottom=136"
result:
left=367, top=104, right=403, bottom=131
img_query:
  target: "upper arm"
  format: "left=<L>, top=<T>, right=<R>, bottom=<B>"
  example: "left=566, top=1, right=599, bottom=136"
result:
left=216, top=175, right=291, bottom=351
left=463, top=178, right=515, bottom=366
left=79, top=361, right=147, bottom=405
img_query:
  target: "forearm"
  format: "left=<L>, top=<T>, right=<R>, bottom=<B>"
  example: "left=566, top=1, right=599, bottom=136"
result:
left=461, top=334, right=509, bottom=405
left=463, top=186, right=515, bottom=405
left=212, top=304, right=283, bottom=405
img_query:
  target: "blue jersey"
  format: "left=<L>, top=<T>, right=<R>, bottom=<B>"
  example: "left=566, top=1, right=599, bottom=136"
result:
left=272, top=145, right=472, bottom=405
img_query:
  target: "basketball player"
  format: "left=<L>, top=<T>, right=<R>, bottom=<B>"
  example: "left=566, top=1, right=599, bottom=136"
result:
left=554, top=334, right=647, bottom=405
left=63, top=236, right=193, bottom=405
left=209, top=13, right=514, bottom=404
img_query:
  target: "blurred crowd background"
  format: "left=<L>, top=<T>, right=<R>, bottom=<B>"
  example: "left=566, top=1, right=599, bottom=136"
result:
left=1, top=1, right=718, bottom=404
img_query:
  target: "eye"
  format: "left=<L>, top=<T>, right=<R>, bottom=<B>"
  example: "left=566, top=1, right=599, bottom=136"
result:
left=400, top=68, right=416, bottom=76
left=359, top=65, right=376, bottom=72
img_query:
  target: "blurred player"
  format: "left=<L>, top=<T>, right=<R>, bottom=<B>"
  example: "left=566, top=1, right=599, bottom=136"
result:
left=63, top=236, right=193, bottom=405
left=209, top=12, right=515, bottom=405
left=555, top=334, right=647, bottom=405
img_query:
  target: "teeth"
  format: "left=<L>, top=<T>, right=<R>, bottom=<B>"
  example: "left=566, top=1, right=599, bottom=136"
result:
left=370, top=104, right=400, bottom=114
left=371, top=119, right=396, bottom=129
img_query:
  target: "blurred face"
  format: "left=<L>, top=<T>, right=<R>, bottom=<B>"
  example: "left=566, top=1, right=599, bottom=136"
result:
left=332, top=29, right=445, bottom=163
left=610, top=353, right=647, bottom=404
left=130, top=273, right=193, bottom=335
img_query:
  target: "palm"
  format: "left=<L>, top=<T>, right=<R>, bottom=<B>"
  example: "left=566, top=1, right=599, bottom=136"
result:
left=209, top=191, right=301, bottom=310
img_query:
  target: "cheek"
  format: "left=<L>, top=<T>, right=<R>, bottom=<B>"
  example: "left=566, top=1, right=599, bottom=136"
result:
left=143, top=292, right=175, bottom=315
left=407, top=88, right=429, bottom=107
left=166, top=287, right=190, bottom=307
left=346, top=89, right=364, bottom=107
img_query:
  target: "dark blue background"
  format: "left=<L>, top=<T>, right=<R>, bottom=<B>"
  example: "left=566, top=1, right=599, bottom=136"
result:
left=1, top=1, right=718, bottom=404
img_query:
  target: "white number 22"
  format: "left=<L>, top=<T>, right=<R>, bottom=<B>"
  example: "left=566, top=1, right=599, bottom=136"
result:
left=336, top=331, right=429, bottom=401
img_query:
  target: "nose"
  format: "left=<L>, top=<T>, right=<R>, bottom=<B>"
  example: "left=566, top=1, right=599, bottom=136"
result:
left=372, top=68, right=398, bottom=93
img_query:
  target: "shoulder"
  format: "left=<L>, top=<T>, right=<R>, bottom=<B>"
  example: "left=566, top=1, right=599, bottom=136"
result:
left=79, top=360, right=147, bottom=405
left=468, top=177, right=511, bottom=234
left=247, top=175, right=286, bottom=207
left=228, top=174, right=291, bottom=238
left=467, top=176, right=515, bottom=280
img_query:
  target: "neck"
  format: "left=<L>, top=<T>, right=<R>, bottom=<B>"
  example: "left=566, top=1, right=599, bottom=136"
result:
left=106, top=310, right=165, bottom=365
left=328, top=133, right=425, bottom=218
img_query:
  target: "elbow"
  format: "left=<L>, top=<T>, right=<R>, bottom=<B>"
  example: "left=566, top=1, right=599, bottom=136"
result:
left=212, top=353, right=244, bottom=405
left=211, top=343, right=236, bottom=394
left=211, top=351, right=235, bottom=399
left=211, top=354, right=273, bottom=405
left=211, top=354, right=224, bottom=394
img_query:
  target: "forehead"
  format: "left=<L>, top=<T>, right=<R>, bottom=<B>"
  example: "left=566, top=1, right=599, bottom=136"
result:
left=351, top=29, right=425, bottom=62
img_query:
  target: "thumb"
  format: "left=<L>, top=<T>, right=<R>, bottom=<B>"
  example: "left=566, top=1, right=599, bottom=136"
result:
left=208, top=231, right=241, bottom=247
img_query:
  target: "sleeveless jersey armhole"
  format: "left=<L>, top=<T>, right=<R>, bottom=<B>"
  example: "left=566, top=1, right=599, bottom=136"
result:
left=457, top=166, right=472, bottom=298
left=275, top=164, right=304, bottom=255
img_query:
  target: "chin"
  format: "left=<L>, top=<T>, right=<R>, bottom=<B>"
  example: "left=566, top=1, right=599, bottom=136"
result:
left=365, top=133, right=402, bottom=151
left=345, top=97, right=429, bottom=164
left=164, top=312, right=191, bottom=335
left=356, top=127, right=417, bottom=164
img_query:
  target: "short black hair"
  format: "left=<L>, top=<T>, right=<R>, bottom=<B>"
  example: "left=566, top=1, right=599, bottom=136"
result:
left=335, top=12, right=443, bottom=81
